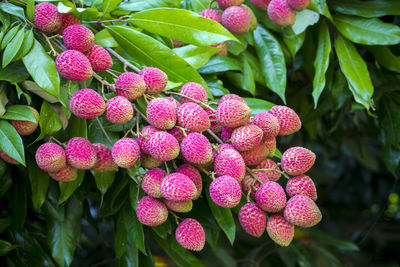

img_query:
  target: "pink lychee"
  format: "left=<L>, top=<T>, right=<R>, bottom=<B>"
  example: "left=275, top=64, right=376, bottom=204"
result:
left=200, top=9, right=222, bottom=23
left=217, top=0, right=245, bottom=9
left=10, top=106, right=39, bottom=136
left=220, top=94, right=246, bottom=104
left=251, top=0, right=271, bottom=10
left=139, top=67, right=168, bottom=95
left=221, top=6, right=250, bottom=34
left=231, top=124, right=264, bottom=151
left=179, top=82, right=208, bottom=104
left=175, top=218, right=205, bottom=251
left=241, top=144, right=269, bottom=166
left=209, top=175, right=242, bottom=208
left=111, top=138, right=140, bottom=168
left=286, top=175, right=317, bottom=201
left=69, top=88, right=105, bottom=119
left=281, top=147, right=316, bottom=176
left=0, top=150, right=19, bottom=165
left=220, top=126, right=234, bottom=142
left=49, top=165, right=78, bottom=182
left=180, top=133, right=213, bottom=165
left=241, top=171, right=269, bottom=199
left=167, top=127, right=188, bottom=142
left=33, top=3, right=61, bottom=33
left=214, top=148, right=246, bottom=182
left=268, top=105, right=301, bottom=135
left=85, top=45, right=113, bottom=72
left=56, top=50, right=93, bottom=81
left=216, top=99, right=251, bottom=128
left=205, top=108, right=221, bottom=133
left=177, top=103, right=210, bottom=132
left=146, top=98, right=177, bottom=130
left=141, top=168, right=167, bottom=198
left=105, top=96, right=133, bottom=124
left=239, top=202, right=267, bottom=237
left=288, top=0, right=311, bottom=11
left=255, top=158, right=281, bottom=181
left=65, top=137, right=97, bottom=170
left=136, top=196, right=168, bottom=226
left=63, top=25, right=94, bottom=52
left=284, top=195, right=322, bottom=228
left=177, top=164, right=203, bottom=199
left=58, top=13, right=80, bottom=34
left=137, top=126, right=161, bottom=154
left=164, top=199, right=193, bottom=213
left=35, top=142, right=66, bottom=172
left=263, top=137, right=277, bottom=157
left=267, top=0, right=296, bottom=27
left=91, top=143, right=117, bottom=172
left=212, top=143, right=235, bottom=158
left=115, top=72, right=146, bottom=101
left=161, top=173, right=197, bottom=202
left=251, top=112, right=280, bottom=139
left=211, top=42, right=228, bottom=56
left=241, top=4, right=258, bottom=31
left=164, top=97, right=181, bottom=109
left=146, top=132, right=180, bottom=162
left=267, top=214, right=294, bottom=246
left=255, top=181, right=286, bottom=213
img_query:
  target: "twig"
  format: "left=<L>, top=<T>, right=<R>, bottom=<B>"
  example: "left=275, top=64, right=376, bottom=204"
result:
left=106, top=69, right=118, bottom=78
left=82, top=18, right=126, bottom=24
left=106, top=48, right=141, bottom=73
left=95, top=117, right=113, bottom=146
left=132, top=104, right=149, bottom=124
left=164, top=91, right=215, bottom=111
left=49, top=136, right=65, bottom=147
left=206, top=129, right=223, bottom=144
left=246, top=167, right=264, bottom=184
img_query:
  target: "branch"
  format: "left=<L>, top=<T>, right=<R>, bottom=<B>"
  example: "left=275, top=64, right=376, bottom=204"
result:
left=106, top=48, right=141, bottom=73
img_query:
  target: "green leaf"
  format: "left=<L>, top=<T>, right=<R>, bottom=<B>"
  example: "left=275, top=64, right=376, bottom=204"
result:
left=382, top=144, right=400, bottom=176
left=92, top=171, right=115, bottom=196
left=23, top=40, right=60, bottom=100
left=2, top=27, right=24, bottom=68
left=0, top=217, right=11, bottom=234
left=329, top=0, right=400, bottom=18
left=103, top=0, right=122, bottom=14
left=379, top=97, right=400, bottom=146
left=198, top=55, right=241, bottom=74
left=309, top=0, right=333, bottom=22
left=0, top=120, right=25, bottom=165
left=118, top=0, right=181, bottom=11
left=68, top=116, right=87, bottom=138
left=58, top=171, right=84, bottom=204
left=310, top=231, right=359, bottom=251
left=28, top=157, right=49, bottom=211
left=334, top=14, right=400, bottom=45
left=151, top=231, right=205, bottom=267
left=243, top=97, right=275, bottom=115
left=369, top=46, right=400, bottom=73
left=121, top=203, right=146, bottom=254
left=283, top=31, right=306, bottom=59
left=21, top=81, right=59, bottom=103
left=291, top=9, right=319, bottom=35
left=1, top=26, right=19, bottom=49
left=312, top=22, right=331, bottom=108
left=95, top=29, right=118, bottom=48
left=35, top=101, right=62, bottom=142
left=0, top=239, right=17, bottom=256
left=173, top=45, right=219, bottom=69
left=1, top=105, right=37, bottom=122
left=0, top=3, right=25, bottom=19
left=335, top=34, right=374, bottom=110
left=11, top=175, right=27, bottom=230
left=205, top=186, right=235, bottom=245
left=0, top=86, right=8, bottom=117
left=0, top=61, right=29, bottom=83
left=107, top=26, right=210, bottom=97
left=27, top=0, right=34, bottom=21
left=129, top=8, right=237, bottom=46
left=21, top=30, right=34, bottom=57
left=253, top=26, right=286, bottom=103
left=191, top=0, right=210, bottom=12
left=238, top=54, right=255, bottom=95
left=152, top=218, right=172, bottom=239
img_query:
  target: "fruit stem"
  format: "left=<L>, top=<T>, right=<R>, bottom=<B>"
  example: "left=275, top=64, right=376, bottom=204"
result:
left=251, top=168, right=290, bottom=179
left=174, top=126, right=188, bottom=137
left=206, top=129, right=223, bottom=144
left=246, top=167, right=264, bottom=184
left=208, top=0, right=215, bottom=9
left=164, top=162, right=170, bottom=174
left=106, top=48, right=141, bottom=73
left=41, top=32, right=59, bottom=56
left=105, top=69, right=118, bottom=78
left=92, top=72, right=115, bottom=91
left=169, top=211, right=181, bottom=225
left=164, top=91, right=216, bottom=111
left=49, top=136, right=65, bottom=147
left=131, top=104, right=150, bottom=124
left=95, top=117, right=114, bottom=146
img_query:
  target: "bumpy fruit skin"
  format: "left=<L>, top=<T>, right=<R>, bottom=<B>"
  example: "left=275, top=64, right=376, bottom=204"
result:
left=205, top=108, right=221, bottom=133
left=179, top=82, right=208, bottom=104
left=65, top=137, right=97, bottom=170
left=209, top=175, right=242, bottom=208
left=142, top=168, right=167, bottom=198
left=115, top=72, right=146, bottom=101
left=91, top=143, right=117, bottom=172
left=220, top=94, right=246, bottom=104
left=10, top=106, right=39, bottom=136
left=146, top=132, right=180, bottom=162
left=164, top=199, right=193, bottom=213
left=288, top=0, right=311, bottom=10
left=263, top=137, right=277, bottom=157
left=140, top=153, right=163, bottom=169
left=268, top=105, right=301, bottom=135
left=69, top=88, right=105, bottom=119
left=252, top=112, right=280, bottom=139
left=284, top=195, right=322, bottom=228
left=241, top=144, right=268, bottom=166
left=177, top=103, right=210, bottom=132
left=241, top=171, right=269, bottom=199
left=56, top=50, right=93, bottom=81
left=214, top=148, right=245, bottom=182
left=281, top=147, right=315, bottom=176
left=175, top=219, right=205, bottom=251
left=217, top=0, right=245, bottom=9
left=49, top=165, right=78, bottom=182
left=268, top=0, right=296, bottom=27
left=267, top=214, right=294, bottom=246
left=231, top=125, right=264, bottom=151
left=111, top=138, right=140, bottom=168
left=222, top=6, right=250, bottom=34
left=216, top=99, right=251, bottom=128
left=251, top=0, right=271, bottom=10
left=211, top=42, right=228, bottom=56
left=200, top=9, right=222, bottom=23
left=181, top=133, right=213, bottom=165
left=35, top=143, right=66, bottom=172
left=161, top=173, right=197, bottom=202
left=146, top=98, right=177, bottom=130
left=239, top=203, right=267, bottom=237
left=33, top=3, right=61, bottom=33
left=255, top=158, right=281, bottom=181
left=85, top=45, right=113, bottom=72
left=63, top=25, right=94, bottom=52
left=167, top=127, right=188, bottom=142
left=0, top=149, right=19, bottom=165
left=286, top=175, right=317, bottom=201
left=58, top=13, right=80, bottom=34
left=137, top=126, right=161, bottom=154
left=164, top=97, right=181, bottom=109
left=255, top=181, right=286, bottom=213
left=177, top=164, right=203, bottom=199
left=105, top=96, right=133, bottom=124
left=139, top=67, right=168, bottom=95
left=136, top=196, right=168, bottom=226
left=220, top=126, right=234, bottom=142
left=241, top=4, right=258, bottom=31
left=213, top=144, right=235, bottom=158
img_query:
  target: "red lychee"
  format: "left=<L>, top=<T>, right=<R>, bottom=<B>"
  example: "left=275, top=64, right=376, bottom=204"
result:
left=10, top=106, right=39, bottom=136
left=115, top=72, right=146, bottom=101
left=65, top=137, right=97, bottom=170
left=216, top=99, right=251, bottom=128
left=56, top=50, right=93, bottom=81
left=136, top=196, right=168, bottom=226
left=177, top=103, right=210, bottom=132
left=251, top=112, right=280, bottom=139
left=267, top=0, right=296, bottom=27
left=161, top=173, right=197, bottom=202
left=288, top=0, right=311, bottom=11
left=220, top=94, right=246, bottom=104
left=255, top=181, right=286, bottom=213
left=91, top=143, right=117, bottom=172
left=200, top=9, right=222, bottom=23
left=241, top=171, right=269, bottom=199
left=167, top=127, right=188, bottom=142
left=85, top=45, right=113, bottom=72
left=175, top=218, right=205, bottom=251
left=217, top=0, right=245, bottom=9
left=241, top=144, right=269, bottom=166
left=214, top=148, right=246, bottom=182
left=69, top=88, right=105, bottom=119
left=140, top=153, right=163, bottom=169
left=33, top=3, right=61, bottom=33
left=267, top=214, right=294, bottom=246
left=139, top=67, right=168, bottom=95
left=239, top=202, right=267, bottom=237
left=286, top=175, right=317, bottom=201
left=231, top=124, right=264, bottom=151
left=146, top=98, right=177, bottom=130
left=255, top=158, right=281, bottom=181
left=63, top=25, right=94, bottom=52
left=35, top=142, right=66, bottom=172
left=179, top=82, right=208, bottom=104
left=205, top=107, right=221, bottom=133
left=220, top=126, right=234, bottom=142
left=137, top=126, right=161, bottom=154
left=268, top=105, right=301, bottom=135
left=146, top=132, right=180, bottom=162
left=49, top=165, right=78, bottom=182
left=209, top=175, right=242, bottom=208
left=105, top=96, right=133, bottom=124
left=241, top=4, right=258, bottom=31
left=141, top=168, right=167, bottom=198
left=263, top=137, right=277, bottom=157
left=0, top=150, right=19, bottom=165
left=281, top=147, right=315, bottom=176
left=284, top=195, right=322, bottom=228
left=251, top=0, right=271, bottom=10
left=111, top=138, right=140, bottom=168
left=177, top=164, right=203, bottom=199
left=164, top=199, right=193, bottom=213
left=222, top=6, right=250, bottom=34
left=180, top=133, right=213, bottom=165
left=58, top=13, right=80, bottom=34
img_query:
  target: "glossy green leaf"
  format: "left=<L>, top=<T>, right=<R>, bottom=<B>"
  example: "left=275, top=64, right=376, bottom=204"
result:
left=312, top=22, right=331, bottom=108
left=0, top=86, right=8, bottom=117
left=310, top=231, right=359, bottom=251
left=27, top=0, right=34, bottom=21
left=129, top=8, right=237, bottom=46
left=291, top=9, right=319, bottom=35
left=191, top=0, right=210, bottom=12
left=93, top=171, right=115, bottom=196
left=11, top=175, right=27, bottom=230
left=1, top=105, right=37, bottom=122
left=198, top=55, right=241, bottom=74
left=330, top=0, right=400, bottom=18
left=152, top=217, right=172, bottom=239
left=379, top=97, right=400, bottom=146
left=121, top=203, right=146, bottom=254
left=107, top=25, right=210, bottom=97
left=95, top=29, right=118, bottom=48
left=1, top=26, right=18, bottom=49
left=382, top=144, right=400, bottom=176
left=2, top=27, right=24, bottom=68
left=28, top=157, right=49, bottom=211
left=35, top=101, right=62, bottom=142
left=0, top=3, right=25, bottom=19
left=23, top=40, right=60, bottom=99
left=243, top=97, right=275, bottom=115
left=174, top=45, right=219, bottom=69
left=369, top=46, right=400, bottom=73
left=238, top=54, right=255, bottom=95
left=0, top=239, right=16, bottom=256
left=0, top=120, right=25, bottom=165
left=309, top=0, right=333, bottom=22
left=283, top=31, right=306, bottom=59
left=21, top=81, right=59, bottom=103
left=21, top=30, right=34, bottom=57
left=0, top=11, right=10, bottom=29
left=334, top=14, right=400, bottom=45
left=118, top=0, right=181, bottom=11
left=103, top=0, right=122, bottom=14
left=68, top=116, right=87, bottom=138
left=253, top=26, right=286, bottom=103
left=335, top=35, right=374, bottom=110
left=58, top=171, right=84, bottom=204
left=0, top=61, right=29, bottom=83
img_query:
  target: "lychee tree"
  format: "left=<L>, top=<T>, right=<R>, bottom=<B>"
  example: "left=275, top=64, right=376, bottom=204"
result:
left=0, top=0, right=398, bottom=266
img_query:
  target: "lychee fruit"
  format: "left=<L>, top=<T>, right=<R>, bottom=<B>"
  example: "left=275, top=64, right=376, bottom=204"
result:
left=85, top=45, right=113, bottom=72
left=0, top=150, right=19, bottom=165
left=220, top=94, right=246, bottom=104
left=65, top=137, right=97, bottom=170
left=255, top=158, right=281, bottom=181
left=175, top=218, right=205, bottom=251
left=251, top=112, right=280, bottom=139
left=140, top=153, right=163, bottom=169
left=216, top=99, right=251, bottom=128
left=217, top=0, right=245, bottom=9
left=281, top=147, right=315, bottom=176
left=231, top=125, right=264, bottom=151
left=141, top=168, right=167, bottom=198
left=288, top=0, right=311, bottom=11
left=139, top=67, right=168, bottom=95
left=286, top=175, right=317, bottom=201
left=180, top=133, right=213, bottom=165
left=255, top=181, right=286, bottom=213
left=200, top=9, right=222, bottom=23
left=167, top=127, right=188, bottom=142
left=284, top=195, right=322, bottom=228
left=214, top=148, right=245, bottom=182
left=263, top=137, right=277, bottom=157
left=241, top=4, right=258, bottom=31
left=58, top=13, right=80, bottom=34
left=209, top=175, right=242, bottom=208
left=105, top=96, right=133, bottom=124
left=35, top=142, right=66, bottom=172
left=211, top=42, right=228, bottom=56
left=205, top=108, right=221, bottom=133
left=69, top=88, right=105, bottom=119
left=161, top=173, right=197, bottom=202
left=91, top=143, right=117, bottom=172
left=241, top=144, right=269, bottom=166
left=267, top=0, right=296, bottom=27
left=146, top=98, right=177, bottom=130
left=164, top=97, right=181, bottom=109
left=137, top=126, right=161, bottom=154
left=172, top=39, right=184, bottom=48
left=63, top=25, right=94, bottom=52
left=115, top=72, right=147, bottom=101
left=268, top=105, right=301, bottom=135
left=238, top=202, right=267, bottom=237
left=10, top=106, right=39, bottom=136
left=241, top=171, right=269, bottom=199
left=56, top=50, right=93, bottom=81
left=251, top=0, right=271, bottom=10
left=111, top=138, right=140, bottom=168
left=177, top=164, right=203, bottom=199
left=177, top=103, right=210, bottom=132
left=33, top=3, right=61, bottom=33
left=220, top=126, right=234, bottom=142
left=267, top=214, right=294, bottom=246
left=136, top=196, right=168, bottom=226
left=146, top=132, right=180, bottom=162
left=164, top=199, right=193, bottom=213
left=49, top=165, right=78, bottom=182
left=179, top=82, right=208, bottom=104
left=221, top=6, right=250, bottom=34
left=212, top=143, right=235, bottom=158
